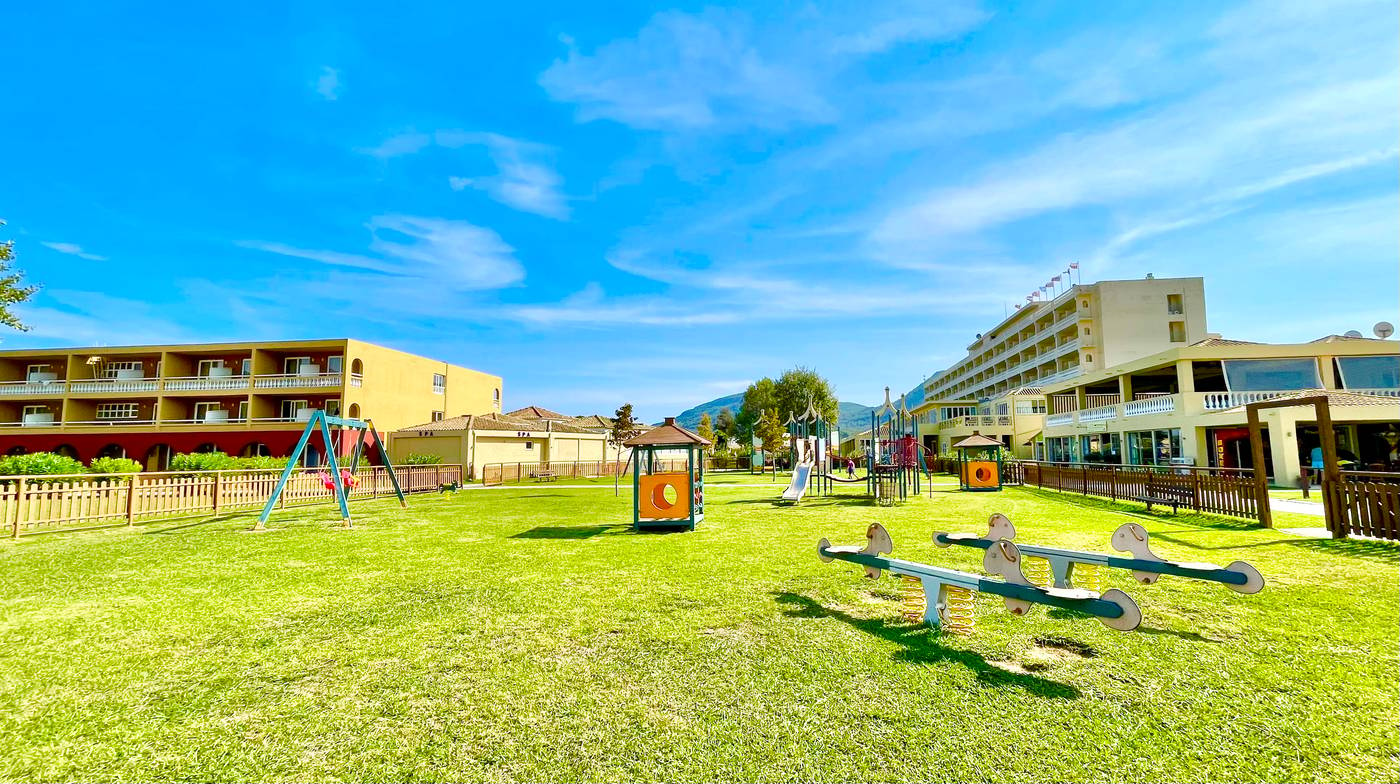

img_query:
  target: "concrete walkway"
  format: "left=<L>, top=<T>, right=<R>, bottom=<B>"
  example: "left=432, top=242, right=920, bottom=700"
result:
left=1270, top=498, right=1325, bottom=517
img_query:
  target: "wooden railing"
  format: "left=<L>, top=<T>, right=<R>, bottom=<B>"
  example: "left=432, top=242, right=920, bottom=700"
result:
left=1324, top=471, right=1400, bottom=541
left=1017, top=461, right=1263, bottom=520
left=1, top=464, right=463, bottom=537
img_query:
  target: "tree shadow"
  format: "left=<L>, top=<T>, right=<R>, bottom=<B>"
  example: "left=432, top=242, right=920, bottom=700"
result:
left=145, top=514, right=249, bottom=534
left=1284, top=536, right=1399, bottom=565
left=1135, top=625, right=1219, bottom=643
left=511, top=523, right=632, bottom=539
left=773, top=592, right=1080, bottom=699
left=1151, top=532, right=1298, bottom=551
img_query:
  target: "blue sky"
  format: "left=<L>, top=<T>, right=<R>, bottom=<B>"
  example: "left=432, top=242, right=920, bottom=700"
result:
left=2, top=0, right=1396, bottom=421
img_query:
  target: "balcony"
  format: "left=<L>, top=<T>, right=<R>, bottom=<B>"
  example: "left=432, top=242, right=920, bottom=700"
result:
left=252, top=373, right=342, bottom=390
left=0, top=379, right=68, bottom=396
left=1046, top=412, right=1075, bottom=426
left=1079, top=403, right=1120, bottom=422
left=163, top=375, right=251, bottom=392
left=68, top=377, right=161, bottom=394
left=1124, top=395, right=1177, bottom=416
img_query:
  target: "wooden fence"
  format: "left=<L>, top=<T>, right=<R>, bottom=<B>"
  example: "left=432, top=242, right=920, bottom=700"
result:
left=1324, top=471, right=1400, bottom=541
left=1017, top=461, right=1263, bottom=519
left=2, top=464, right=463, bottom=537
left=480, top=459, right=697, bottom=486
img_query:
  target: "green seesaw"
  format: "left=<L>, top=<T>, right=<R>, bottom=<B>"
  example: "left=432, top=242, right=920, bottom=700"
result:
left=934, top=515, right=1265, bottom=594
left=818, top=523, right=1142, bottom=634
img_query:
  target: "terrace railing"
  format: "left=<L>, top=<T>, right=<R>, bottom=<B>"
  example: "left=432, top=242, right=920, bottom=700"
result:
left=1, top=464, right=463, bottom=537
left=1016, top=461, right=1263, bottom=520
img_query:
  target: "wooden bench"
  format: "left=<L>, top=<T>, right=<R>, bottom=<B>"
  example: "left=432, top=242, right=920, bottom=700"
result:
left=1131, top=483, right=1195, bottom=513
left=533, top=470, right=557, bottom=482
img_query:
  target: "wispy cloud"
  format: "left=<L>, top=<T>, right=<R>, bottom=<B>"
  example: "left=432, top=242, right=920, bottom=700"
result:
left=316, top=66, right=341, bottom=100
left=40, top=241, right=106, bottom=261
left=444, top=134, right=570, bottom=219
left=539, top=9, right=833, bottom=131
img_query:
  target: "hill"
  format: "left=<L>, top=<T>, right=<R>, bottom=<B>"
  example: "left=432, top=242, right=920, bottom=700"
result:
left=674, top=394, right=875, bottom=435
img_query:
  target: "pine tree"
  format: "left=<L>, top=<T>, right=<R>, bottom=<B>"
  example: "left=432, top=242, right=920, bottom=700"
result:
left=697, top=413, right=714, bottom=454
left=609, top=403, right=644, bottom=496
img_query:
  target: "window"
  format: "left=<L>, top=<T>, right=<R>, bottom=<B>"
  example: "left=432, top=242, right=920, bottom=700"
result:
left=22, top=405, right=50, bottom=418
left=280, top=399, right=309, bottom=419
left=524, top=441, right=534, bottom=450
left=194, top=402, right=226, bottom=421
left=240, top=358, right=253, bottom=376
left=1221, top=358, right=1320, bottom=391
left=101, top=361, right=143, bottom=379
left=493, top=388, right=500, bottom=403
left=327, top=355, right=343, bottom=374
left=284, top=356, right=314, bottom=374
left=1126, top=429, right=1181, bottom=465
left=96, top=402, right=140, bottom=420
left=1335, top=356, right=1400, bottom=389
left=1083, top=326, right=1091, bottom=336
left=1015, top=400, right=1047, bottom=414
left=1169, top=322, right=1186, bottom=343
left=325, top=399, right=341, bottom=417
left=996, top=403, right=1009, bottom=415
left=197, top=359, right=226, bottom=377
left=1084, top=353, right=1093, bottom=363
left=1080, top=433, right=1122, bottom=463
left=237, top=400, right=249, bottom=421
left=1167, top=294, right=1184, bottom=315
left=25, top=363, right=54, bottom=381
left=432, top=373, right=446, bottom=394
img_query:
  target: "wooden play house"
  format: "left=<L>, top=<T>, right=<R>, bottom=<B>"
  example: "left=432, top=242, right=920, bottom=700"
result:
left=953, top=432, right=1004, bottom=492
left=624, top=417, right=710, bottom=531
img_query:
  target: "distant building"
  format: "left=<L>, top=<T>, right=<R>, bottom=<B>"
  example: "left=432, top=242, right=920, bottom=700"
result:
left=391, top=408, right=620, bottom=478
left=0, top=338, right=501, bottom=468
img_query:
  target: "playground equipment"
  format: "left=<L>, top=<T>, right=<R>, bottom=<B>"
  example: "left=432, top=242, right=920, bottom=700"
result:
left=953, top=432, right=1004, bottom=491
left=861, top=387, right=933, bottom=504
left=935, top=514, right=1265, bottom=594
left=781, top=462, right=813, bottom=503
left=254, top=410, right=405, bottom=530
left=818, top=523, right=1142, bottom=633
left=780, top=402, right=834, bottom=502
left=624, top=417, right=710, bottom=531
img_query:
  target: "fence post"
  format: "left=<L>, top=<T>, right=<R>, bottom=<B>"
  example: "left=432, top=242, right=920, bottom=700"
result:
left=211, top=472, right=221, bottom=516
left=1081, top=464, right=1088, bottom=495
left=12, top=480, right=24, bottom=538
left=1109, top=465, right=1117, bottom=502
left=126, top=474, right=138, bottom=526
left=1191, top=470, right=1201, bottom=513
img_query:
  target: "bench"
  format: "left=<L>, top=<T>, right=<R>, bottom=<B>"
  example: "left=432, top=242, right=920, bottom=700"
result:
left=533, top=470, right=557, bottom=482
left=439, top=481, right=460, bottom=493
left=1131, top=483, right=1195, bottom=513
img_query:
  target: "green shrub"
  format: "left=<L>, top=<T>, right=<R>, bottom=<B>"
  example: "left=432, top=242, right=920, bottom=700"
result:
left=169, top=451, right=238, bottom=474
left=0, top=452, right=88, bottom=479
left=404, top=453, right=443, bottom=465
left=233, top=455, right=286, bottom=470
left=89, top=457, right=142, bottom=476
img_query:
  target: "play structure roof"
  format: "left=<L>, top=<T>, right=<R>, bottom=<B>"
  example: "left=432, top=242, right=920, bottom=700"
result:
left=952, top=433, right=1004, bottom=449
left=624, top=417, right=712, bottom=447
left=395, top=412, right=596, bottom=434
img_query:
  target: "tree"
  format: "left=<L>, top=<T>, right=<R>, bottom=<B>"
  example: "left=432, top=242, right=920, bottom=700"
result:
left=0, top=220, right=38, bottom=331
left=697, top=413, right=714, bottom=454
left=774, top=367, right=839, bottom=425
left=738, top=377, right=778, bottom=432
left=714, top=407, right=735, bottom=446
left=756, top=408, right=786, bottom=474
left=609, top=403, right=644, bottom=496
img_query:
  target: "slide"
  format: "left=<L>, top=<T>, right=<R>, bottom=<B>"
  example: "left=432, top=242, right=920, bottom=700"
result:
left=781, top=462, right=813, bottom=503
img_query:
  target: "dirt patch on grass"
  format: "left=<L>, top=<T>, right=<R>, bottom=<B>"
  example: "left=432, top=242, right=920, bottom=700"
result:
left=1032, top=634, right=1097, bottom=658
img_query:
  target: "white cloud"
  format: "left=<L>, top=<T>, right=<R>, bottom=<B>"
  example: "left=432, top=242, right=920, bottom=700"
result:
left=40, top=242, right=106, bottom=261
left=825, top=1, right=989, bottom=54
left=11, top=291, right=191, bottom=346
left=242, top=215, right=524, bottom=293
left=359, top=131, right=433, bottom=159
left=316, top=66, right=341, bottom=100
left=444, top=135, right=570, bottom=219
left=539, top=9, right=833, bottom=131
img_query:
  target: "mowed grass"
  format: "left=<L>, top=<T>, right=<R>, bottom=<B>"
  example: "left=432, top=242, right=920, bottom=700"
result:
left=0, top=478, right=1395, bottom=782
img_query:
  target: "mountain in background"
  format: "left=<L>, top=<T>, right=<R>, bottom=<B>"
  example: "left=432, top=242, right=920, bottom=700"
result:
left=675, top=394, right=875, bottom=435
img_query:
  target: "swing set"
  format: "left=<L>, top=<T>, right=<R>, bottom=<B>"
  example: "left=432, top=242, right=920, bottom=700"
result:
left=253, top=409, right=406, bottom=530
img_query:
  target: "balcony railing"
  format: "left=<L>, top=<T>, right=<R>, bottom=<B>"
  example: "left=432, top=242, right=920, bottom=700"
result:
left=1079, top=403, right=1120, bottom=422
left=1350, top=387, right=1400, bottom=397
left=68, top=378, right=161, bottom=394
left=251, top=373, right=342, bottom=389
left=349, top=373, right=363, bottom=388
left=1124, top=395, right=1177, bottom=416
left=163, top=375, right=251, bottom=391
left=1045, top=412, right=1075, bottom=426
left=0, top=380, right=67, bottom=396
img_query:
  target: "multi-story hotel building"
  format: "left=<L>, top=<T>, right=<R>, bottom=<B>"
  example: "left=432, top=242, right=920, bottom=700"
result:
left=907, top=276, right=1210, bottom=456
left=1038, top=335, right=1400, bottom=483
left=0, top=339, right=502, bottom=469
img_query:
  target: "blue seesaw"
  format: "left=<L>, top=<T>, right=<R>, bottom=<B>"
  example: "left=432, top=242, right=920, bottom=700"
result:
left=818, top=523, right=1142, bottom=633
left=934, top=515, right=1264, bottom=594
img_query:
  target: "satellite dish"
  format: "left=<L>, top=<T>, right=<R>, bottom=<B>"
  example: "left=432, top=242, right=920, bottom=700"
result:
left=1375, top=321, right=1395, bottom=339
left=1344, top=330, right=1364, bottom=338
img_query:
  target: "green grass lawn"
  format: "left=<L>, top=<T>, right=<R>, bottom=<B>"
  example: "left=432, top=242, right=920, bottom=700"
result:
left=0, top=479, right=1395, bottom=782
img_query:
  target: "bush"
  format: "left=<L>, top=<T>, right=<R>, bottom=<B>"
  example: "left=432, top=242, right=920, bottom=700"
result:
left=0, top=452, right=88, bottom=478
left=169, top=451, right=238, bottom=473
left=404, top=453, right=443, bottom=465
left=89, top=457, right=142, bottom=476
left=233, top=455, right=286, bottom=470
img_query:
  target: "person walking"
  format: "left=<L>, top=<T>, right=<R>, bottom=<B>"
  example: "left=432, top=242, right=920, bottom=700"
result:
left=846, top=457, right=856, bottom=479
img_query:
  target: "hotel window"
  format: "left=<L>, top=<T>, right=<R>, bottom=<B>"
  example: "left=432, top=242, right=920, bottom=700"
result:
left=196, top=359, right=226, bottom=377
left=432, top=411, right=445, bottom=422
left=524, top=441, right=533, bottom=450
left=25, top=363, right=54, bottom=381
left=327, top=355, right=344, bottom=374
left=101, top=361, right=143, bottom=379
left=22, top=405, right=49, bottom=417
left=1169, top=322, right=1186, bottom=343
left=1167, top=294, right=1184, bottom=315
left=493, top=388, right=501, bottom=405
left=1222, top=358, right=1320, bottom=391
left=240, top=358, right=253, bottom=376
left=237, top=400, right=249, bottom=421
left=96, top=402, right=141, bottom=420
left=1126, top=429, right=1181, bottom=466
left=280, top=399, right=309, bottom=419
left=325, top=399, right=341, bottom=417
left=284, top=356, right=315, bottom=374
left=432, top=373, right=446, bottom=394
left=1015, top=400, right=1047, bottom=414
left=1335, top=356, right=1400, bottom=390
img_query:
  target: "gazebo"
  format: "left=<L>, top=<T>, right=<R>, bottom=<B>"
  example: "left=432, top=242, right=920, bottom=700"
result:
left=623, top=417, right=711, bottom=531
left=952, top=432, right=1004, bottom=492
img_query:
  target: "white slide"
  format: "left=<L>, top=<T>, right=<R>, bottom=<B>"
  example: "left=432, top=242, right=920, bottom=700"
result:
left=782, top=462, right=813, bottom=503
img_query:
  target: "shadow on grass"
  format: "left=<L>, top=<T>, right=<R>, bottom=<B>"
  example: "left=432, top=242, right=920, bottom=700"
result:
left=511, top=523, right=632, bottom=539
left=1151, top=532, right=1298, bottom=551
left=1135, top=625, right=1220, bottom=643
left=145, top=514, right=250, bottom=534
left=1014, top=487, right=1263, bottom=531
left=774, top=592, right=1080, bottom=700
left=1284, top=536, right=1399, bottom=565
left=728, top=496, right=878, bottom=508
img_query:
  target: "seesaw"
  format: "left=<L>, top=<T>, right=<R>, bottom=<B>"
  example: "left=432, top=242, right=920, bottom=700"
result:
left=934, top=515, right=1264, bottom=594
left=818, top=523, right=1142, bottom=633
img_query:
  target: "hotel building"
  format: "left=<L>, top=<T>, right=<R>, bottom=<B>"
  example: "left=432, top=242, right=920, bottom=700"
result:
left=0, top=338, right=502, bottom=468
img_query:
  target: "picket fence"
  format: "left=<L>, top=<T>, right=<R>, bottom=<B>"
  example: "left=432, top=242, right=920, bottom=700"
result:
left=2, top=464, right=464, bottom=537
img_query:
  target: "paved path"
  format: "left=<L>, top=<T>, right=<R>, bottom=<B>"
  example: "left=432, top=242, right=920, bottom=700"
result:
left=1270, top=498, right=1325, bottom=517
